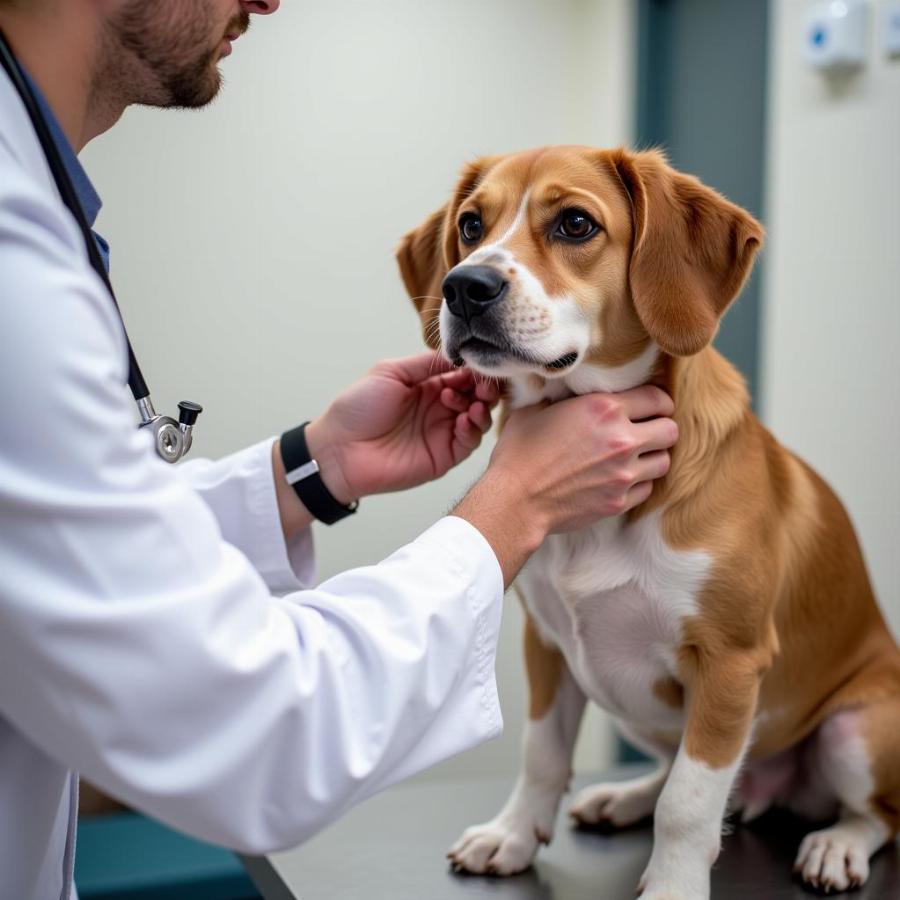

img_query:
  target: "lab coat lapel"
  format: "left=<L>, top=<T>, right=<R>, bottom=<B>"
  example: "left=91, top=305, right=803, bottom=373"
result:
left=0, top=64, right=60, bottom=196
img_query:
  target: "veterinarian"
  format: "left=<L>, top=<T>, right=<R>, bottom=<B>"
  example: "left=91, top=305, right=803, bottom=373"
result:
left=0, top=2, right=678, bottom=898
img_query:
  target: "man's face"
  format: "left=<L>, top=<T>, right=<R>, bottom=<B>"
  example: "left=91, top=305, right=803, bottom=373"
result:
left=105, top=0, right=272, bottom=109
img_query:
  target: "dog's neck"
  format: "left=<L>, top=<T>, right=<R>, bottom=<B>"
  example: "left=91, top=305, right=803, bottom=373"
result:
left=505, top=345, right=750, bottom=501
left=506, top=341, right=662, bottom=409
left=658, top=348, right=750, bottom=450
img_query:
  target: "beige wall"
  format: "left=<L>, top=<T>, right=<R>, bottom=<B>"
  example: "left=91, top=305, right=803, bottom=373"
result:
left=762, top=0, right=900, bottom=637
left=82, top=0, right=635, bottom=780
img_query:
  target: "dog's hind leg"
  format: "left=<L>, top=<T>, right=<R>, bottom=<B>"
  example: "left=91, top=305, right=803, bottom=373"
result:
left=447, top=613, right=585, bottom=876
left=793, top=698, right=900, bottom=893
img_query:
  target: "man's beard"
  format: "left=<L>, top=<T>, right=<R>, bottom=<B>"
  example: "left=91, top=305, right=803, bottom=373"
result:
left=107, top=0, right=249, bottom=109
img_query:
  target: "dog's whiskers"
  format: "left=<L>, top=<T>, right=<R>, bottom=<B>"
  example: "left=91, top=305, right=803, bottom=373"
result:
left=411, top=295, right=444, bottom=305
left=424, top=318, right=445, bottom=374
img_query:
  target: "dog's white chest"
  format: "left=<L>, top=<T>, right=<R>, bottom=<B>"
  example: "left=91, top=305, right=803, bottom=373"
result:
left=519, top=512, right=712, bottom=730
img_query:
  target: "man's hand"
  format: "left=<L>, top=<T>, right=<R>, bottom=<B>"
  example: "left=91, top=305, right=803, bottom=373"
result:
left=454, top=386, right=677, bottom=586
left=292, top=350, right=499, bottom=503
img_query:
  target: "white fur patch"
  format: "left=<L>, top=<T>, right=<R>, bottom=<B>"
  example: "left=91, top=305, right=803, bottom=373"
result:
left=565, top=341, right=659, bottom=394
left=519, top=511, right=711, bottom=731
left=641, top=749, right=747, bottom=899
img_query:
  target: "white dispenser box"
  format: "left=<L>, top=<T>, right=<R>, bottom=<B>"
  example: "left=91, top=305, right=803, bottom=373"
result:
left=804, top=0, right=869, bottom=70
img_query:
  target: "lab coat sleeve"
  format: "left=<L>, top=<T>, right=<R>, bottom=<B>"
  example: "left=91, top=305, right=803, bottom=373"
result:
left=0, top=164, right=505, bottom=853
left=176, top=440, right=317, bottom=592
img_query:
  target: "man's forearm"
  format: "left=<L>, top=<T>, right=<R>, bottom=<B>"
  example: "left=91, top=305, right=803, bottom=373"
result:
left=452, top=472, right=546, bottom=589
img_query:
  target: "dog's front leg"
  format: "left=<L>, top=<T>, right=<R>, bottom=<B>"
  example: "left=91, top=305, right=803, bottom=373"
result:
left=448, top=614, right=585, bottom=875
left=639, top=651, right=763, bottom=900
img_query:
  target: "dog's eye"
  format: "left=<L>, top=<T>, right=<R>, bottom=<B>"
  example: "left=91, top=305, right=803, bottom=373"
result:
left=459, top=213, right=483, bottom=245
left=556, top=209, right=598, bottom=242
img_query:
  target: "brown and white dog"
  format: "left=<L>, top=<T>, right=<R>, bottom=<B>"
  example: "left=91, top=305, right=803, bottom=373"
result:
left=396, top=146, right=900, bottom=897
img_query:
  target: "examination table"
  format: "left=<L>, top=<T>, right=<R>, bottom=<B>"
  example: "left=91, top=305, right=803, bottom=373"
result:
left=241, top=765, right=900, bottom=899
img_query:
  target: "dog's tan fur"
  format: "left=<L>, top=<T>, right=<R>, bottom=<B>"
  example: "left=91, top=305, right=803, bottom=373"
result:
left=398, top=145, right=900, bottom=892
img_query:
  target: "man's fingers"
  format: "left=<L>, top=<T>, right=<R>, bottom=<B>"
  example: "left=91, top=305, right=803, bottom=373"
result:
left=386, top=351, right=458, bottom=385
left=623, top=480, right=653, bottom=511
left=437, top=367, right=502, bottom=404
left=466, top=401, right=493, bottom=434
left=634, top=417, right=678, bottom=454
left=617, top=384, right=674, bottom=422
left=441, top=387, right=471, bottom=414
left=474, top=378, right=502, bottom=405
left=440, top=372, right=502, bottom=411
left=634, top=449, right=671, bottom=483
left=453, top=412, right=482, bottom=455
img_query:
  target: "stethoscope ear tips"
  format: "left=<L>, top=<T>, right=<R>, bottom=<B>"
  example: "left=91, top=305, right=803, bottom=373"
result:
left=178, top=401, right=203, bottom=427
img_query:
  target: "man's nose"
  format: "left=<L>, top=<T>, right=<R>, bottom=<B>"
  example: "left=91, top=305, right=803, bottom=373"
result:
left=442, top=265, right=508, bottom=323
left=240, top=0, right=280, bottom=15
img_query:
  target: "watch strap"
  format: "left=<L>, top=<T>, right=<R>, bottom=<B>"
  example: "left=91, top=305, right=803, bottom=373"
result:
left=279, top=422, right=358, bottom=525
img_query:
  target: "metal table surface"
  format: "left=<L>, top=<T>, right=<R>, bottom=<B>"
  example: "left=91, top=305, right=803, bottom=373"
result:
left=242, top=766, right=900, bottom=899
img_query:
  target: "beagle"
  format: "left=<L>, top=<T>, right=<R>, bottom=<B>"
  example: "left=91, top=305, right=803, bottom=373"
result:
left=396, top=146, right=900, bottom=897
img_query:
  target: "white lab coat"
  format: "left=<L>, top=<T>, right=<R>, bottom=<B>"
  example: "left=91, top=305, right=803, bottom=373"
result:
left=0, top=67, right=504, bottom=900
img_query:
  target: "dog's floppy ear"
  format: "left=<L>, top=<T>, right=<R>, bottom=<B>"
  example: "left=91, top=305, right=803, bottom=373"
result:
left=396, top=206, right=448, bottom=349
left=396, top=156, right=501, bottom=350
left=608, top=148, right=764, bottom=357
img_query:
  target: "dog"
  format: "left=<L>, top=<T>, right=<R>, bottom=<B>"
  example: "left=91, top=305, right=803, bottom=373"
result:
left=395, top=145, right=900, bottom=897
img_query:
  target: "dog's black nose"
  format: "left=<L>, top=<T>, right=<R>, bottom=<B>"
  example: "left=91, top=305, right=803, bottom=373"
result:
left=442, top=265, right=508, bottom=322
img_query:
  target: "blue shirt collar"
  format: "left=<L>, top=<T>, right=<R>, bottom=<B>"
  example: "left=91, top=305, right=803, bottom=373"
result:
left=22, top=69, right=104, bottom=229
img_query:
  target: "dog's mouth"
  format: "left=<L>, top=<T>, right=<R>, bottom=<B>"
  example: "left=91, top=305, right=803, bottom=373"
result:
left=545, top=351, right=579, bottom=370
left=453, top=337, right=579, bottom=374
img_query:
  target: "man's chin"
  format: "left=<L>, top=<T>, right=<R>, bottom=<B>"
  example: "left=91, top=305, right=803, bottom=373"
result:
left=156, top=54, right=222, bottom=109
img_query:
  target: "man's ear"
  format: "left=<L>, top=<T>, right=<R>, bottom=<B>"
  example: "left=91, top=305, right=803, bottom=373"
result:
left=396, top=206, right=448, bottom=350
left=396, top=156, right=501, bottom=351
left=608, top=148, right=764, bottom=357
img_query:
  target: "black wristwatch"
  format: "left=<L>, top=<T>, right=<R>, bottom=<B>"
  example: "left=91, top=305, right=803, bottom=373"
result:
left=279, top=422, right=359, bottom=525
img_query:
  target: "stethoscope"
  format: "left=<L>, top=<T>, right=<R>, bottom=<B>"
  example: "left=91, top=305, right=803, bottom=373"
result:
left=0, top=28, right=201, bottom=463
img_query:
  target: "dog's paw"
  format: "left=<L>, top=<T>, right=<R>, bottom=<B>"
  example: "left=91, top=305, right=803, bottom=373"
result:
left=793, top=826, right=870, bottom=893
left=447, top=816, right=547, bottom=876
left=568, top=777, right=660, bottom=829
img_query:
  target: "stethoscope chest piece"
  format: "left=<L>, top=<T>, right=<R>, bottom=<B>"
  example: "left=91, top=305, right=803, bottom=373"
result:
left=138, top=398, right=203, bottom=464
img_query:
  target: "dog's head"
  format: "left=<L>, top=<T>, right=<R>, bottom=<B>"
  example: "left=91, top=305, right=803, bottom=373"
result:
left=397, top=146, right=763, bottom=393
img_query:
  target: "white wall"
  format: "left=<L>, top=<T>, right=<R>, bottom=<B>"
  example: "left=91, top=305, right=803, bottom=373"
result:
left=762, top=0, right=900, bottom=637
left=82, top=0, right=634, bottom=780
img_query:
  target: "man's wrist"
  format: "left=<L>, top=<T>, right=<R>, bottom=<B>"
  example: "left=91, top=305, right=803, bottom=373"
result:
left=271, top=422, right=357, bottom=539
left=272, top=440, right=315, bottom=540
left=303, top=418, right=355, bottom=506
left=452, top=470, right=546, bottom=588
